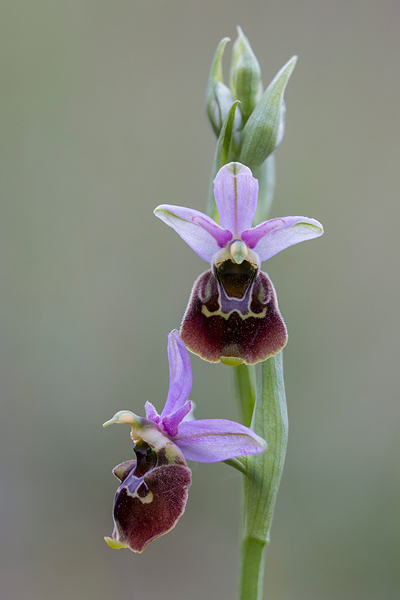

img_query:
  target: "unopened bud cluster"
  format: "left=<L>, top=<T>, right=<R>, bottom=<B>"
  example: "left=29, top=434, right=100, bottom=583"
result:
left=205, top=27, right=297, bottom=222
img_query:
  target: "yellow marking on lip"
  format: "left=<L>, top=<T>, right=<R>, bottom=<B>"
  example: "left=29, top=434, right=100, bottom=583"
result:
left=139, top=491, right=153, bottom=504
left=126, top=487, right=154, bottom=504
left=201, top=305, right=267, bottom=321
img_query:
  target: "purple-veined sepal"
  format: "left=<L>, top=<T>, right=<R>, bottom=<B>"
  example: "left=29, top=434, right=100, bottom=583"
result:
left=174, top=419, right=266, bottom=462
left=153, top=204, right=232, bottom=262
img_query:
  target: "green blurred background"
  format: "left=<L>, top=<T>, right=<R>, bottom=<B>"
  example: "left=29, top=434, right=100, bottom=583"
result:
left=1, top=1, right=399, bottom=599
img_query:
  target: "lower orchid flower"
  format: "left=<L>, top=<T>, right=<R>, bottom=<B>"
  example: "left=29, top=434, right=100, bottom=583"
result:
left=154, top=162, right=323, bottom=365
left=103, top=331, right=266, bottom=553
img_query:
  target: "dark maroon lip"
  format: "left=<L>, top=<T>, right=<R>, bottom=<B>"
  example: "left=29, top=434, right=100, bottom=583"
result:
left=180, top=269, right=288, bottom=365
left=111, top=440, right=191, bottom=553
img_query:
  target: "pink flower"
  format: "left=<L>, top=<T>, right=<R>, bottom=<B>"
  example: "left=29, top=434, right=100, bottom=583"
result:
left=104, top=332, right=265, bottom=552
left=154, top=163, right=323, bottom=365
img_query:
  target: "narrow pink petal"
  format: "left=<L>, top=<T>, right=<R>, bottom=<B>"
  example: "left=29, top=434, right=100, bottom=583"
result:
left=161, top=401, right=192, bottom=438
left=241, top=216, right=323, bottom=262
left=145, top=402, right=160, bottom=423
left=173, top=419, right=266, bottom=463
left=213, top=163, right=259, bottom=235
left=191, top=214, right=232, bottom=246
left=154, top=204, right=232, bottom=262
left=161, top=332, right=193, bottom=418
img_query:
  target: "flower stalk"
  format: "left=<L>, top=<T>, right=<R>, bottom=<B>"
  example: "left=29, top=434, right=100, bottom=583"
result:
left=233, top=364, right=256, bottom=428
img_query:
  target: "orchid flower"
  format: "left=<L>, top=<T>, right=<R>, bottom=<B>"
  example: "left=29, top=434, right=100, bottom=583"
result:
left=154, top=162, right=323, bottom=365
left=103, top=331, right=266, bottom=553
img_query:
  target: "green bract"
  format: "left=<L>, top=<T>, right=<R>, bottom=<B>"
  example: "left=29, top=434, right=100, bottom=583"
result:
left=239, top=55, right=297, bottom=170
left=205, top=31, right=297, bottom=222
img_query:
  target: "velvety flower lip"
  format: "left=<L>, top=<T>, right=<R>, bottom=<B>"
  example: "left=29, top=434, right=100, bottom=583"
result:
left=104, top=438, right=191, bottom=553
left=104, top=331, right=266, bottom=553
left=179, top=269, right=287, bottom=365
left=154, top=162, right=323, bottom=269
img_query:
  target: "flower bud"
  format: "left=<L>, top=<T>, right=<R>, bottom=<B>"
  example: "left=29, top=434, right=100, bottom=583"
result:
left=230, top=27, right=263, bottom=124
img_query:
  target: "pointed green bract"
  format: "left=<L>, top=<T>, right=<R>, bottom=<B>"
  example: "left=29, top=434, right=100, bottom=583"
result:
left=239, top=56, right=297, bottom=170
left=230, top=26, right=263, bottom=124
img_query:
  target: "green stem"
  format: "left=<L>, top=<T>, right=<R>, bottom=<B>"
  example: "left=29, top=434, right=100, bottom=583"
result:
left=239, top=538, right=267, bottom=600
left=238, top=352, right=288, bottom=600
left=233, top=364, right=256, bottom=427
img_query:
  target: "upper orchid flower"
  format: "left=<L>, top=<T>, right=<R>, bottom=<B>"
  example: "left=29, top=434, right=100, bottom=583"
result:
left=104, top=331, right=266, bottom=553
left=154, top=162, right=323, bottom=365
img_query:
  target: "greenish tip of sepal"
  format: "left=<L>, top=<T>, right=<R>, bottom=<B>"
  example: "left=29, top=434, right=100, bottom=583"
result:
left=104, top=536, right=127, bottom=550
left=230, top=26, right=263, bottom=124
left=239, top=55, right=298, bottom=171
left=206, top=37, right=232, bottom=136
